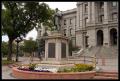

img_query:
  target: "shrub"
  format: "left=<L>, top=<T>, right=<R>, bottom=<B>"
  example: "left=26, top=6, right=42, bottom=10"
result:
left=58, top=68, right=71, bottom=72
left=2, top=60, right=15, bottom=65
left=58, top=64, right=94, bottom=72
left=62, top=68, right=71, bottom=72
left=73, top=64, right=94, bottom=72
left=28, top=63, right=37, bottom=70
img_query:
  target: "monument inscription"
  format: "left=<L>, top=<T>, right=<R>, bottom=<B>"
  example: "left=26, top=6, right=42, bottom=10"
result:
left=48, top=43, right=55, bottom=58
left=61, top=43, right=66, bottom=58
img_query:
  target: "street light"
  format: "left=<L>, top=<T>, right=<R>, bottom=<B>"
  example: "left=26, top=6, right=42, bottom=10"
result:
left=15, top=36, right=23, bottom=62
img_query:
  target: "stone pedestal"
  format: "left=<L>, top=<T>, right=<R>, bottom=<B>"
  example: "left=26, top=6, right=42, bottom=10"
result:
left=43, top=31, right=69, bottom=64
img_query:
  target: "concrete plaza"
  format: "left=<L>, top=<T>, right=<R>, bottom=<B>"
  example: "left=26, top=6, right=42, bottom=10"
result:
left=2, top=57, right=118, bottom=79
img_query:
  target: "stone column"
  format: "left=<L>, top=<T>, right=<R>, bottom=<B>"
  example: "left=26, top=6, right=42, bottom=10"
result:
left=103, top=28, right=109, bottom=47
left=45, top=40, right=48, bottom=60
left=82, top=32, right=85, bottom=48
left=81, top=32, right=84, bottom=48
left=76, top=4, right=80, bottom=30
left=88, top=2, right=91, bottom=25
left=76, top=32, right=83, bottom=47
left=82, top=3, right=85, bottom=28
left=66, top=19, right=69, bottom=37
left=66, top=41, right=69, bottom=59
left=104, top=2, right=109, bottom=24
left=79, top=4, right=83, bottom=29
left=91, top=2, right=96, bottom=24
left=55, top=39, right=61, bottom=61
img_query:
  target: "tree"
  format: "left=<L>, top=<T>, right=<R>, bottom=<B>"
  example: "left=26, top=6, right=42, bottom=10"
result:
left=37, top=32, right=48, bottom=59
left=1, top=41, right=16, bottom=57
left=22, top=38, right=38, bottom=56
left=21, top=38, right=38, bottom=63
left=2, top=1, right=54, bottom=61
left=1, top=41, right=9, bottom=57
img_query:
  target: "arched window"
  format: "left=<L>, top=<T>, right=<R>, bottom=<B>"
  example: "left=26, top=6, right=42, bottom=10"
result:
left=97, top=30, right=103, bottom=46
left=110, top=28, right=117, bottom=45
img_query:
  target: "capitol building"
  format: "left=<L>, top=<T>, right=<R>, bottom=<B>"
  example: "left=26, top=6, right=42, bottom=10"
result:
left=37, top=2, right=118, bottom=51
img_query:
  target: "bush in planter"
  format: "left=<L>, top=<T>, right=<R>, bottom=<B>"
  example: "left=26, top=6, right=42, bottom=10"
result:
left=62, top=68, right=71, bottom=72
left=74, top=64, right=94, bottom=72
left=28, top=63, right=37, bottom=70
left=58, top=64, right=94, bottom=72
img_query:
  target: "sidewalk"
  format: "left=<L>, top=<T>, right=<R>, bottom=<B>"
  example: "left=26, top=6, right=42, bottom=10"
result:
left=2, top=66, right=16, bottom=79
left=2, top=57, right=41, bottom=79
left=96, top=58, right=118, bottom=72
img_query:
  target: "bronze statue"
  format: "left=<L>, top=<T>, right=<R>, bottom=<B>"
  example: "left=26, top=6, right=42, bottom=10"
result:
left=53, top=8, right=63, bottom=31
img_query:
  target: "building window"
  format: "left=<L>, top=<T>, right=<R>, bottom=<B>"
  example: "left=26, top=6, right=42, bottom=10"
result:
left=85, top=4, right=88, bottom=13
left=64, top=29, right=66, bottom=36
left=70, top=19, right=72, bottom=24
left=85, top=18, right=88, bottom=26
left=70, top=28, right=72, bottom=36
left=112, top=2, right=117, bottom=7
left=99, top=15, right=104, bottom=23
left=64, top=20, right=66, bottom=25
left=112, top=13, right=117, bottom=20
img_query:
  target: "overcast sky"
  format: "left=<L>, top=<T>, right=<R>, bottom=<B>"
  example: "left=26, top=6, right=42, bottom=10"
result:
left=2, top=2, right=77, bottom=42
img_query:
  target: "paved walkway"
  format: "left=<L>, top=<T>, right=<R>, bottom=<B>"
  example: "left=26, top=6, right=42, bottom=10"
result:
left=2, top=57, right=118, bottom=79
left=2, top=66, right=16, bottom=79
left=2, top=57, right=40, bottom=79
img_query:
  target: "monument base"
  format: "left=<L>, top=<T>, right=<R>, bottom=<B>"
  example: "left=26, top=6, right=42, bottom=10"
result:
left=44, top=31, right=69, bottom=63
left=38, top=61, right=74, bottom=70
left=50, top=31, right=63, bottom=36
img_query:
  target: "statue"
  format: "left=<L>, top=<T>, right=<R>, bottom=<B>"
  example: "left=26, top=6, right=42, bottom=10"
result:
left=53, top=8, right=63, bottom=31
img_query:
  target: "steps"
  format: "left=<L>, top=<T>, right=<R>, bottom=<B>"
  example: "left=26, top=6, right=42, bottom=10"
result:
left=96, top=46, right=118, bottom=59
left=75, top=46, right=118, bottom=59
left=94, top=71, right=118, bottom=79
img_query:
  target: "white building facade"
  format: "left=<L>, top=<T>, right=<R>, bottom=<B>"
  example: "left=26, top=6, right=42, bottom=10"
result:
left=37, top=2, right=118, bottom=48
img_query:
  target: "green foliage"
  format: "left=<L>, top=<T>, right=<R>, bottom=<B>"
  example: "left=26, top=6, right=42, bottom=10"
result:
left=2, top=60, right=15, bottom=65
left=75, top=64, right=94, bottom=71
left=12, top=42, right=17, bottom=54
left=58, top=64, right=94, bottom=72
left=28, top=63, right=37, bottom=70
left=22, top=38, right=38, bottom=54
left=38, top=38, right=45, bottom=52
left=2, top=1, right=54, bottom=61
left=58, top=68, right=71, bottom=72
left=1, top=41, right=9, bottom=57
left=2, top=2, right=54, bottom=37
left=71, top=64, right=94, bottom=72
left=1, top=41, right=17, bottom=57
left=37, top=32, right=48, bottom=57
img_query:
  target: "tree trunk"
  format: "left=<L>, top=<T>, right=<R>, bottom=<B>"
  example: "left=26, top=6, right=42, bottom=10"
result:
left=7, top=39, right=13, bottom=61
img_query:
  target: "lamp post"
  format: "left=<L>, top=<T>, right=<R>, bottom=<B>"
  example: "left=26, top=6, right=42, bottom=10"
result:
left=15, top=37, right=23, bottom=62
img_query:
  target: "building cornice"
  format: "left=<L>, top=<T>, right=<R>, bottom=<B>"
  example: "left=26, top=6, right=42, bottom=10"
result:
left=75, top=22, right=118, bottom=33
left=62, top=8, right=76, bottom=15
left=76, top=2, right=84, bottom=6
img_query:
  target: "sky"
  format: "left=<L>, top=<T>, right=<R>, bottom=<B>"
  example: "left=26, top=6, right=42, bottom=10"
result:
left=2, top=2, right=77, bottom=42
